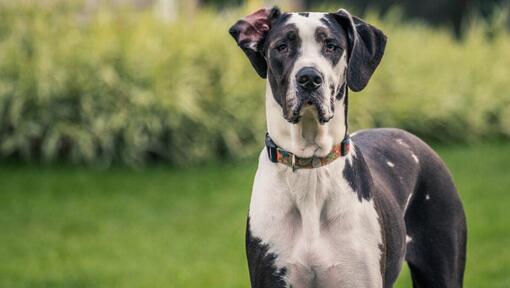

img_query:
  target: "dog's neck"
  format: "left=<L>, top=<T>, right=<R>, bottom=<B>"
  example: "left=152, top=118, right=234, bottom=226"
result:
left=265, top=82, right=348, bottom=158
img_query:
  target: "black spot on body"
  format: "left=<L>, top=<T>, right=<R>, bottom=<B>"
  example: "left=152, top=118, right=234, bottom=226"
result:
left=343, top=146, right=373, bottom=201
left=353, top=128, right=467, bottom=287
left=246, top=218, right=287, bottom=288
left=298, top=12, right=309, bottom=17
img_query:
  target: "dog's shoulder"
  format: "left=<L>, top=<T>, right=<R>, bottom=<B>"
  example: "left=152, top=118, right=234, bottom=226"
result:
left=351, top=128, right=425, bottom=209
left=352, top=128, right=423, bottom=150
left=352, top=128, right=446, bottom=172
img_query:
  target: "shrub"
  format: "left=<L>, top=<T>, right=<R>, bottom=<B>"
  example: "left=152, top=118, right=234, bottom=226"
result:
left=0, top=2, right=508, bottom=166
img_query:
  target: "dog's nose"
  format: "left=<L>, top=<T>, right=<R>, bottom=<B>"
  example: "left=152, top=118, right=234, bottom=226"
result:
left=296, top=67, right=323, bottom=91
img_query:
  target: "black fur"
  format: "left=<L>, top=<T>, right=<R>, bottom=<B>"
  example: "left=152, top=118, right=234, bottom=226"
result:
left=318, top=18, right=348, bottom=67
left=264, top=18, right=302, bottom=122
left=330, top=10, right=387, bottom=92
left=353, top=128, right=467, bottom=288
left=343, top=146, right=373, bottom=201
left=246, top=218, right=288, bottom=288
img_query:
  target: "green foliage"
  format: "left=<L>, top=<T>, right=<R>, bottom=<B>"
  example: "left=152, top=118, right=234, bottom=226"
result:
left=0, top=2, right=509, bottom=165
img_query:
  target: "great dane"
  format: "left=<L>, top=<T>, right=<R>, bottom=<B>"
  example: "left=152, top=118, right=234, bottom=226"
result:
left=229, top=7, right=467, bottom=288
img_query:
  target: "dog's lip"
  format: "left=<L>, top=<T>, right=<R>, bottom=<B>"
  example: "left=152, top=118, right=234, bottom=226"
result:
left=285, top=103, right=303, bottom=123
left=287, top=112, right=302, bottom=123
left=286, top=101, right=333, bottom=125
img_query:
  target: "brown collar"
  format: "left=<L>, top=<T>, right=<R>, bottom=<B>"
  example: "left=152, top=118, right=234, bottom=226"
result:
left=265, top=133, right=351, bottom=171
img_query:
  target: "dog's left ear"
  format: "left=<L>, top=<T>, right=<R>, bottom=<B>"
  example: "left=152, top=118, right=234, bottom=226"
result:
left=331, top=9, right=387, bottom=92
left=229, top=7, right=281, bottom=78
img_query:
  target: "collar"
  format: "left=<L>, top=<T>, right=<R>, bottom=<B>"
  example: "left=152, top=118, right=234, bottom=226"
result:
left=265, top=133, right=351, bottom=171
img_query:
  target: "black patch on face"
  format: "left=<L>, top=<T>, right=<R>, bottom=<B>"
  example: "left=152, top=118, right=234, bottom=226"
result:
left=246, top=218, right=287, bottom=288
left=343, top=146, right=373, bottom=201
left=336, top=82, right=346, bottom=100
left=298, top=12, right=309, bottom=17
left=319, top=16, right=349, bottom=66
left=265, top=15, right=302, bottom=122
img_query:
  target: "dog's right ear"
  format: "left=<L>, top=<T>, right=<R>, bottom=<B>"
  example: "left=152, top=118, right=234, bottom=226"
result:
left=229, top=7, right=281, bottom=78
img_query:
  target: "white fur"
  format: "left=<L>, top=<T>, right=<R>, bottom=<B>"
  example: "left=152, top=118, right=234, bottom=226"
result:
left=406, top=235, right=413, bottom=244
left=387, top=161, right=395, bottom=167
left=250, top=150, right=383, bottom=288
left=425, top=194, right=431, bottom=200
left=253, top=12, right=382, bottom=288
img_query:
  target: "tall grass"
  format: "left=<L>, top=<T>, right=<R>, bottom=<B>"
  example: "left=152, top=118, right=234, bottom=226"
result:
left=0, top=2, right=509, bottom=165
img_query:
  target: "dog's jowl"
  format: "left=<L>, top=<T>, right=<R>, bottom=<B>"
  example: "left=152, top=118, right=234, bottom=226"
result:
left=230, top=7, right=466, bottom=288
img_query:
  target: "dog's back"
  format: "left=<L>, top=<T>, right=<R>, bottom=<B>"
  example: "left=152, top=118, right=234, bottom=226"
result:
left=354, top=128, right=467, bottom=287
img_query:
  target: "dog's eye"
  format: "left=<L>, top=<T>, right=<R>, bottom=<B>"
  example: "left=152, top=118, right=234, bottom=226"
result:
left=276, top=44, right=288, bottom=53
left=325, top=43, right=338, bottom=52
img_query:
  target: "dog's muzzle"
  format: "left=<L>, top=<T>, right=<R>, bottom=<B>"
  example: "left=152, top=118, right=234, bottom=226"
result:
left=286, top=67, right=334, bottom=124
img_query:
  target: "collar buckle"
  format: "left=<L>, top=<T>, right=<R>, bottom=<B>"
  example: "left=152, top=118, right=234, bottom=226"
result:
left=341, top=136, right=351, bottom=156
left=265, top=133, right=278, bottom=163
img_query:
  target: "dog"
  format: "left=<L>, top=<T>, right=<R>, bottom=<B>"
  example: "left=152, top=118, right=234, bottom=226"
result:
left=229, top=7, right=467, bottom=288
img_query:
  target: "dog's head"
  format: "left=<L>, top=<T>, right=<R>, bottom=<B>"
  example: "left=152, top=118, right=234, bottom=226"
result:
left=229, top=8, right=386, bottom=124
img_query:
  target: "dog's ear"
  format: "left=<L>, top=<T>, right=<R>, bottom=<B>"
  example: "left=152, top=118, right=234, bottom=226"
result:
left=229, top=7, right=281, bottom=78
left=331, top=9, right=387, bottom=92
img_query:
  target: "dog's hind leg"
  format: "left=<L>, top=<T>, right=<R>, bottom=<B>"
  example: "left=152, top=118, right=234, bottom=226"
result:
left=404, top=159, right=467, bottom=288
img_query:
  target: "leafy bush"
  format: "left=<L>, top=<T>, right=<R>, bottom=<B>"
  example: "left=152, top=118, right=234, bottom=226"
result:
left=0, top=2, right=509, bottom=166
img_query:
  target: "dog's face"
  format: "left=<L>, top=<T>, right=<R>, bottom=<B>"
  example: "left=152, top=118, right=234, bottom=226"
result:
left=230, top=8, right=386, bottom=124
left=264, top=12, right=349, bottom=124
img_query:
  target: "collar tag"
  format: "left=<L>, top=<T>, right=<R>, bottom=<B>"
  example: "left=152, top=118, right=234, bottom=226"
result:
left=312, top=157, right=321, bottom=168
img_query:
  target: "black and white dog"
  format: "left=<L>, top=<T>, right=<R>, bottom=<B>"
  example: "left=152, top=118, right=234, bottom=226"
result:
left=229, top=7, right=466, bottom=288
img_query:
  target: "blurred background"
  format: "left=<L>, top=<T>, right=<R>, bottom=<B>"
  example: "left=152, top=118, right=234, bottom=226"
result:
left=0, top=0, right=508, bottom=287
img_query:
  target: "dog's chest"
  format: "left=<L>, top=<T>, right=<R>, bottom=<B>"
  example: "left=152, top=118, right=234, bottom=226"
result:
left=249, top=151, right=383, bottom=287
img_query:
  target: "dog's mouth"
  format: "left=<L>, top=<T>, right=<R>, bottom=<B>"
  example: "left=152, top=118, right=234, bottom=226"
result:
left=286, top=90, right=334, bottom=124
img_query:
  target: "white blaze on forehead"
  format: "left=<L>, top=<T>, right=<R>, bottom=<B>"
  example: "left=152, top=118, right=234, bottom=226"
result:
left=287, top=13, right=328, bottom=68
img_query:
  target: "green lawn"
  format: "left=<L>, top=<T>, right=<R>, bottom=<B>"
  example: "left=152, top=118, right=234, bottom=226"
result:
left=0, top=143, right=509, bottom=288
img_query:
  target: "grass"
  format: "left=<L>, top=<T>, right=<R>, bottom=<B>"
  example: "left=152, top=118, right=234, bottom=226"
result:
left=0, top=143, right=509, bottom=288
